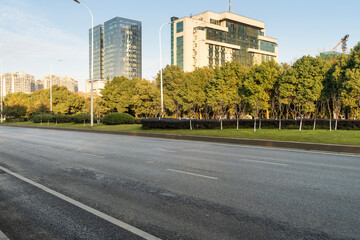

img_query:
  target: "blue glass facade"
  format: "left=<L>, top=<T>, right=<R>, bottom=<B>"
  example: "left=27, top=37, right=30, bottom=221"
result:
left=176, top=36, right=184, bottom=69
left=90, top=17, right=142, bottom=81
left=89, top=24, right=104, bottom=80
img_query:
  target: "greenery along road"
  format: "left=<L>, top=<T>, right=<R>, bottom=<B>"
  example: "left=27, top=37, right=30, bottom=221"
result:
left=2, top=43, right=360, bottom=122
left=3, top=122, right=360, bottom=146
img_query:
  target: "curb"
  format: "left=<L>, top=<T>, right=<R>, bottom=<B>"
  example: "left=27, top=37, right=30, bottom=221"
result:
left=2, top=125, right=360, bottom=155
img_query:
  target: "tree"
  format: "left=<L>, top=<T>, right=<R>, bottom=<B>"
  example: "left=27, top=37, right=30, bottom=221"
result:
left=243, top=60, right=281, bottom=131
left=279, top=56, right=326, bottom=124
left=101, top=76, right=135, bottom=113
left=341, top=42, right=360, bottom=119
left=182, top=67, right=213, bottom=119
left=323, top=55, right=347, bottom=130
left=156, top=65, right=185, bottom=117
left=4, top=105, right=27, bottom=118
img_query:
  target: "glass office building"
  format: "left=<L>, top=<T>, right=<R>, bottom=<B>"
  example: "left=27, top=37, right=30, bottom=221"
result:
left=89, top=17, right=142, bottom=81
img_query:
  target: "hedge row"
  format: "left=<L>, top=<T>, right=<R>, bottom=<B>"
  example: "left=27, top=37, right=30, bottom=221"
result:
left=103, top=113, right=135, bottom=125
left=31, top=112, right=135, bottom=125
left=141, top=118, right=360, bottom=130
left=32, top=113, right=90, bottom=123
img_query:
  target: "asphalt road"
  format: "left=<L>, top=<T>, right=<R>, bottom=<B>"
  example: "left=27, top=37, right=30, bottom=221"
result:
left=0, top=126, right=359, bottom=240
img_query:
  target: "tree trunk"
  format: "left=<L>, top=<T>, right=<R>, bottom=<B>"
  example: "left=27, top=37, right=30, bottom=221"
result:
left=335, top=118, right=338, bottom=131
left=236, top=114, right=239, bottom=131
left=313, top=118, right=316, bottom=131
left=299, top=117, right=303, bottom=132
left=259, top=118, right=262, bottom=130
left=279, top=118, right=282, bottom=130
left=254, top=118, right=257, bottom=132
left=190, top=118, right=192, bottom=130
left=220, top=116, right=223, bottom=130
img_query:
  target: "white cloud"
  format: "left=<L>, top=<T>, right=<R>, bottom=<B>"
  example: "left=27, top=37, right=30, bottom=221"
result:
left=0, top=0, right=89, bottom=91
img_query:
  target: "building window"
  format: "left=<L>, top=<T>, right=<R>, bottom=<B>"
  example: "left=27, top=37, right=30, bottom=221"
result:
left=260, top=41, right=276, bottom=53
left=177, top=21, right=184, bottom=33
left=176, top=36, right=184, bottom=69
left=210, top=19, right=221, bottom=26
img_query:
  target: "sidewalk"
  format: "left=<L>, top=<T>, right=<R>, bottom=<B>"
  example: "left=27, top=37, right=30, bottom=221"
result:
left=3, top=125, right=360, bottom=155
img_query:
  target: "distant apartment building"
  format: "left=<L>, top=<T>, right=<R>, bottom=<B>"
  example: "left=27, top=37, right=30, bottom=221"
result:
left=171, top=11, right=278, bottom=72
left=90, top=16, right=142, bottom=81
left=0, top=72, right=35, bottom=96
left=35, top=80, right=44, bottom=91
left=84, top=79, right=107, bottom=97
left=40, top=75, right=79, bottom=93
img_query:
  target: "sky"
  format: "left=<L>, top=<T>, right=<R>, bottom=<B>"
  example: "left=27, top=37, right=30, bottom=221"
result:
left=0, top=0, right=359, bottom=91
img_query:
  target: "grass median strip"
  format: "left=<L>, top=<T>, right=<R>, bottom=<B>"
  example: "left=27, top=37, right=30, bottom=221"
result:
left=2, top=122, right=360, bottom=146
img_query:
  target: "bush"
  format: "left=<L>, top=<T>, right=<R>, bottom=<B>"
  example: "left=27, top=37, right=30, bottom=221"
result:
left=54, top=114, right=72, bottom=123
left=32, top=114, right=54, bottom=123
left=5, top=117, right=26, bottom=123
left=72, top=113, right=91, bottom=124
left=103, top=113, right=135, bottom=125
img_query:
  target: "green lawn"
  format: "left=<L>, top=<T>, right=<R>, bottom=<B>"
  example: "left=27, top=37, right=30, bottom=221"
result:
left=2, top=121, right=360, bottom=146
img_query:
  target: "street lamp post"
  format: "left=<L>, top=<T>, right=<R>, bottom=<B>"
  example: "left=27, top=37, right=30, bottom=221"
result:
left=159, top=22, right=171, bottom=118
left=74, top=0, right=94, bottom=127
left=50, top=60, right=62, bottom=113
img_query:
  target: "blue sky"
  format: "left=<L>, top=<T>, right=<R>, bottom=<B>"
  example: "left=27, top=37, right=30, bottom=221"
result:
left=0, top=0, right=359, bottom=91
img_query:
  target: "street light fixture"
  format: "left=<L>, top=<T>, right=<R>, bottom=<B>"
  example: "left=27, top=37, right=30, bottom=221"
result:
left=50, top=60, right=62, bottom=113
left=73, top=0, right=94, bottom=127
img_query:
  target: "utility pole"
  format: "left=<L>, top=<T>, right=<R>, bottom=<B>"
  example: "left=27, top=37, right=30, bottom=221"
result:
left=229, top=0, right=231, bottom=12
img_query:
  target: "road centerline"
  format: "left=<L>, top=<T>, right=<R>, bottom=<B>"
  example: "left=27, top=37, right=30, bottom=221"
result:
left=166, top=169, right=219, bottom=180
left=81, top=152, right=105, bottom=159
left=240, top=159, right=290, bottom=167
left=0, top=166, right=161, bottom=240
left=154, top=148, right=176, bottom=153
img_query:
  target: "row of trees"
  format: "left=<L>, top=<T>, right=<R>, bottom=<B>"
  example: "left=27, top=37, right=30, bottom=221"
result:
left=2, top=42, right=360, bottom=122
left=102, top=42, right=360, bottom=121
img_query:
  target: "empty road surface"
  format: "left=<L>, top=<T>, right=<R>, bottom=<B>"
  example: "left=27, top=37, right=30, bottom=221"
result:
left=0, top=126, right=359, bottom=240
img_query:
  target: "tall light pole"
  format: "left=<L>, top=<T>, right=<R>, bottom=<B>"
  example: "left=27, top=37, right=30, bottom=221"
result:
left=159, top=22, right=171, bottom=118
left=50, top=60, right=62, bottom=112
left=74, top=0, right=94, bottom=127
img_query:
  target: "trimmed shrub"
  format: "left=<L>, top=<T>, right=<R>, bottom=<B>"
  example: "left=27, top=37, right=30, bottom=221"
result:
left=141, top=118, right=359, bottom=130
left=72, top=113, right=91, bottom=124
left=32, top=114, right=54, bottom=123
left=134, top=118, right=142, bottom=124
left=103, top=113, right=135, bottom=125
left=54, top=114, right=72, bottom=123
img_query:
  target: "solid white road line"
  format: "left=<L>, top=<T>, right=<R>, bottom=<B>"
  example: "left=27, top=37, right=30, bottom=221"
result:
left=0, top=231, right=10, bottom=240
left=154, top=148, right=176, bottom=153
left=81, top=153, right=105, bottom=159
left=166, top=169, right=218, bottom=180
left=240, top=159, right=290, bottom=167
left=0, top=166, right=161, bottom=240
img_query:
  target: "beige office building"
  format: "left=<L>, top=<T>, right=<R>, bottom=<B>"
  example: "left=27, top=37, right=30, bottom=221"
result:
left=85, top=79, right=108, bottom=97
left=171, top=11, right=278, bottom=72
left=1, top=72, right=35, bottom=96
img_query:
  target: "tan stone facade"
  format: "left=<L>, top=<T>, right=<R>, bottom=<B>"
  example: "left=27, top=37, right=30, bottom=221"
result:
left=171, top=11, right=278, bottom=72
